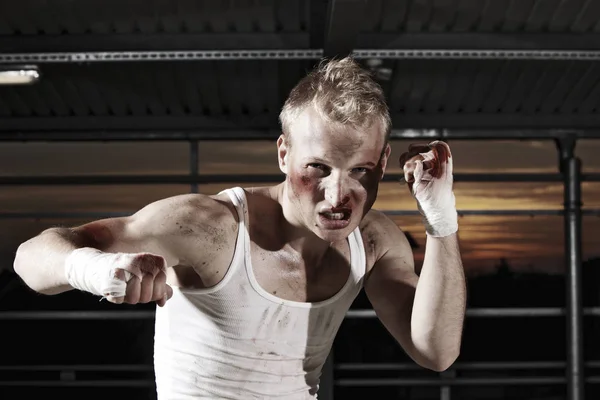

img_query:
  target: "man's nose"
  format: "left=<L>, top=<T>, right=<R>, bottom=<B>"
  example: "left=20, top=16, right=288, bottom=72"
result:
left=324, top=176, right=350, bottom=207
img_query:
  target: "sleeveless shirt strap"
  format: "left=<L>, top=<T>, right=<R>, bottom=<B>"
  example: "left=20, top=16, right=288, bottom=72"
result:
left=349, top=227, right=368, bottom=286
left=219, top=187, right=248, bottom=227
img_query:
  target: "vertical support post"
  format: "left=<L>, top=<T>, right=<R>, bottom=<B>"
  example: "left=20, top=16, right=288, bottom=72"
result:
left=319, top=350, right=334, bottom=400
left=190, top=140, right=199, bottom=193
left=440, top=368, right=454, bottom=400
left=557, top=137, right=584, bottom=400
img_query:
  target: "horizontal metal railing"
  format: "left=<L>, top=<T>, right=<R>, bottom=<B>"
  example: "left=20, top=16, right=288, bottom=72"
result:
left=4, top=378, right=586, bottom=388
left=2, top=361, right=600, bottom=388
left=2, top=360, right=600, bottom=373
left=3, top=377, right=589, bottom=388
left=0, top=380, right=155, bottom=387
left=6, top=360, right=595, bottom=373
left=335, top=377, right=570, bottom=387
left=337, top=361, right=600, bottom=371
left=349, top=308, right=600, bottom=318
left=0, top=364, right=154, bottom=372
left=2, top=307, right=600, bottom=320
left=0, top=360, right=600, bottom=374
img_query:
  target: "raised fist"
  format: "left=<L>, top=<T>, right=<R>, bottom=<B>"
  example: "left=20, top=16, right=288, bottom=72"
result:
left=398, top=141, right=458, bottom=237
left=109, top=252, right=173, bottom=306
left=399, top=140, right=453, bottom=197
left=64, top=248, right=174, bottom=307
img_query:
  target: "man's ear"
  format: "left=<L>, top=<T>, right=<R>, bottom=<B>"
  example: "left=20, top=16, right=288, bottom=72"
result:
left=379, top=143, right=391, bottom=180
left=277, top=134, right=289, bottom=175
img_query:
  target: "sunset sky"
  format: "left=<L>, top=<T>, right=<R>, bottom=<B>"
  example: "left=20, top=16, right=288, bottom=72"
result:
left=1, top=138, right=599, bottom=276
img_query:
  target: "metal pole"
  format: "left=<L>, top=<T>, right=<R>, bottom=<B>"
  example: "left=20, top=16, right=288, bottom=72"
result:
left=558, top=137, right=584, bottom=400
left=190, top=140, right=198, bottom=193
left=440, top=369, right=454, bottom=400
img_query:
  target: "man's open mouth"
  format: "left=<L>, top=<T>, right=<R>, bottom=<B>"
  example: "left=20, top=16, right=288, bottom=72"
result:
left=318, top=209, right=352, bottom=230
left=319, top=210, right=351, bottom=220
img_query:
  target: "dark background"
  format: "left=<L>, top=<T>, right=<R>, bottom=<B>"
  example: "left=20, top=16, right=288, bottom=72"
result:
left=1, top=1, right=600, bottom=399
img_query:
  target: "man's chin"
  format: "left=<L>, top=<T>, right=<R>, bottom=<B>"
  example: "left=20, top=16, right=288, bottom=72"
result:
left=313, top=223, right=357, bottom=242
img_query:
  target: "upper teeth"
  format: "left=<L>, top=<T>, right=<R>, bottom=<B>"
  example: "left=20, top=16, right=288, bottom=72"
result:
left=323, top=212, right=344, bottom=220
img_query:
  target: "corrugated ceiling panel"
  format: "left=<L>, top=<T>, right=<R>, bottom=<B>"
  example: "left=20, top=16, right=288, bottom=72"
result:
left=521, top=62, right=566, bottom=113
left=380, top=1, right=408, bottom=32
left=385, top=59, right=600, bottom=116
left=577, top=79, right=600, bottom=113
left=0, top=58, right=597, bottom=125
left=440, top=61, right=478, bottom=113
left=566, top=66, right=600, bottom=112
left=452, top=0, right=485, bottom=32
left=476, top=0, right=510, bottom=32
left=501, top=62, right=543, bottom=113
left=481, top=60, right=522, bottom=113
left=570, top=0, right=600, bottom=32
left=361, top=0, right=600, bottom=33
left=502, top=0, right=535, bottom=32
left=0, top=61, right=309, bottom=119
left=0, top=0, right=306, bottom=35
left=428, top=0, right=456, bottom=32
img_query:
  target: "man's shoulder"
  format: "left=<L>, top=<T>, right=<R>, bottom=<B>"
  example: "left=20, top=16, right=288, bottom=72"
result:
left=160, top=185, right=278, bottom=225
left=133, top=192, right=239, bottom=232
left=359, top=209, right=411, bottom=266
left=359, top=209, right=399, bottom=236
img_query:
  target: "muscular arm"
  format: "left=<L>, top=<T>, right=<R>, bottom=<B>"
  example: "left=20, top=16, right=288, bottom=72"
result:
left=13, top=193, right=235, bottom=295
left=364, top=212, right=466, bottom=371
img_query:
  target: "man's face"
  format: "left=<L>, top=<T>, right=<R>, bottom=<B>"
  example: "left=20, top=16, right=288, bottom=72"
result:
left=278, top=105, right=390, bottom=242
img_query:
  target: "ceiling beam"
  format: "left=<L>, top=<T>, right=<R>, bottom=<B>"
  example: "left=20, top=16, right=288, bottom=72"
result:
left=356, top=33, right=600, bottom=51
left=0, top=33, right=309, bottom=53
left=2, top=33, right=597, bottom=55
left=3, top=32, right=595, bottom=54
left=323, top=0, right=367, bottom=58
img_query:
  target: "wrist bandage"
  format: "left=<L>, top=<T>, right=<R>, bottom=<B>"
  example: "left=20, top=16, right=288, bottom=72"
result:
left=64, top=247, right=133, bottom=299
left=418, top=194, right=458, bottom=238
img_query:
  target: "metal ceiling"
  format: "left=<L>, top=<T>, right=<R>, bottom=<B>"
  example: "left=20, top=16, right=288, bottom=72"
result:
left=0, top=0, right=599, bottom=140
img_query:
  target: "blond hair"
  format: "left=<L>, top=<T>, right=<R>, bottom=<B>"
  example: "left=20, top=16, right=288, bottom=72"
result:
left=279, top=57, right=391, bottom=143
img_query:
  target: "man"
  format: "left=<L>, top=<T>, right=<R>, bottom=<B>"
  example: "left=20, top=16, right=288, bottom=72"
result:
left=14, top=57, right=466, bottom=399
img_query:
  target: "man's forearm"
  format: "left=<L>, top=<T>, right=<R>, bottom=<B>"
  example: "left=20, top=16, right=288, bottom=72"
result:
left=14, top=227, right=86, bottom=295
left=410, top=233, right=466, bottom=370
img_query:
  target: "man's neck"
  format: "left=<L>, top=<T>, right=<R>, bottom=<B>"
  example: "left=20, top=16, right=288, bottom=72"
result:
left=272, top=183, right=333, bottom=261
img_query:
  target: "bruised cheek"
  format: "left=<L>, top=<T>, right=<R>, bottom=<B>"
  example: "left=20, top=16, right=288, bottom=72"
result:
left=290, top=170, right=318, bottom=197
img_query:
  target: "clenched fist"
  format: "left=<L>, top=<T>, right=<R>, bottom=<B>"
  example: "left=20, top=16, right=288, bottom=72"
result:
left=110, top=252, right=173, bottom=306
left=399, top=141, right=458, bottom=237
left=64, top=248, right=173, bottom=307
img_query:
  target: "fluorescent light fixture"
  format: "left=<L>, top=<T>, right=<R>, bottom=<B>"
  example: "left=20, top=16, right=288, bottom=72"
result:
left=0, top=67, right=40, bottom=85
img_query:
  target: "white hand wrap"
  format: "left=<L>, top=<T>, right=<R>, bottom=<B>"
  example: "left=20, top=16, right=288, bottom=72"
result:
left=64, top=247, right=133, bottom=299
left=417, top=194, right=458, bottom=238
left=412, top=146, right=459, bottom=238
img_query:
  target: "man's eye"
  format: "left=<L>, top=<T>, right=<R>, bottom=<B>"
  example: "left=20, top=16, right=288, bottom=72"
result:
left=308, top=163, right=326, bottom=170
left=352, top=168, right=369, bottom=173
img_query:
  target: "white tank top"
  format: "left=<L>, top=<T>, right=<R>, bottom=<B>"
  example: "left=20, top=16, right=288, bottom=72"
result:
left=154, top=187, right=367, bottom=399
